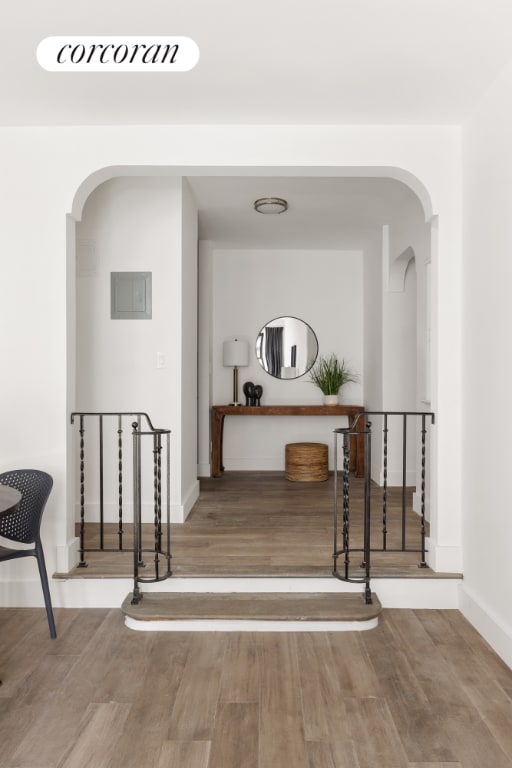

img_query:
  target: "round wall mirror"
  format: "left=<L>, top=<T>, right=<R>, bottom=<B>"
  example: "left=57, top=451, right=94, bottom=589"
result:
left=256, top=316, right=318, bottom=380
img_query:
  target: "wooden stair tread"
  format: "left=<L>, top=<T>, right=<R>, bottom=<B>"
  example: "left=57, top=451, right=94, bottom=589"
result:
left=54, top=560, right=461, bottom=579
left=121, top=591, right=382, bottom=623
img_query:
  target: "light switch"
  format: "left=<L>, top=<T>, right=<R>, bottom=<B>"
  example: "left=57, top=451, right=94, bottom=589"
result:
left=156, top=352, right=166, bottom=369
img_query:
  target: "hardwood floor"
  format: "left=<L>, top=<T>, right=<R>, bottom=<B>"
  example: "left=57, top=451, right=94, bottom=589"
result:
left=0, top=606, right=511, bottom=767
left=60, top=471, right=444, bottom=580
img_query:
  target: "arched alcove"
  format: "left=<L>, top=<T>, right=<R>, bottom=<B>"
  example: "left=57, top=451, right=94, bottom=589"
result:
left=67, top=164, right=435, bottom=572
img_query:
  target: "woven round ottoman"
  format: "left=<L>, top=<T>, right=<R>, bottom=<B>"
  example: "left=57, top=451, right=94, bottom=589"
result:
left=285, top=442, right=329, bottom=482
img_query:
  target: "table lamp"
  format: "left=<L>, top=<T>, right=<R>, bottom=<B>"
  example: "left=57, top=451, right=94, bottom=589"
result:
left=223, top=339, right=249, bottom=405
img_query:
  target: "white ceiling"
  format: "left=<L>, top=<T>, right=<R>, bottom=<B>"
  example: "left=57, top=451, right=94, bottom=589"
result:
left=188, top=175, right=423, bottom=249
left=6, top=1, right=510, bottom=248
left=2, top=0, right=512, bottom=126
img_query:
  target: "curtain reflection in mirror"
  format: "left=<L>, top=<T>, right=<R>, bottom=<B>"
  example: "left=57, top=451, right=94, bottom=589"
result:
left=256, top=316, right=318, bottom=379
left=264, top=325, right=283, bottom=377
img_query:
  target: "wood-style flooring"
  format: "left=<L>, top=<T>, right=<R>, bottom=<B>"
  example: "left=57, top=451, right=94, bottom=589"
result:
left=0, top=606, right=511, bottom=767
left=58, top=471, right=447, bottom=580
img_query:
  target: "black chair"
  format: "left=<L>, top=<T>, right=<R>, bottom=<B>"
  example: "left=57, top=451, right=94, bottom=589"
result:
left=0, top=469, right=56, bottom=638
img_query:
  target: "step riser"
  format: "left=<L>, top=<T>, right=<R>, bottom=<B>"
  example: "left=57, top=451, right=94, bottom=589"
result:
left=1, top=575, right=462, bottom=611
left=124, top=617, right=380, bottom=632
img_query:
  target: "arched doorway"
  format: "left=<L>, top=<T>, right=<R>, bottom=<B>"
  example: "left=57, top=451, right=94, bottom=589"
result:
left=68, top=166, right=435, bottom=575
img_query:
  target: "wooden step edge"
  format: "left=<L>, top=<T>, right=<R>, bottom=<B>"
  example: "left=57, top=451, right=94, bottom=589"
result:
left=53, top=566, right=462, bottom=580
left=121, top=591, right=382, bottom=633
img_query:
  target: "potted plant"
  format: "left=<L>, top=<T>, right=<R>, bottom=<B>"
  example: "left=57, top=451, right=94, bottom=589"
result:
left=308, top=353, right=358, bottom=405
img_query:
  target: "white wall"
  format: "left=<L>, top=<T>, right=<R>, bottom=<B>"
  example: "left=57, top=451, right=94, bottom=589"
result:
left=76, top=177, right=181, bottom=419
left=0, top=123, right=462, bottom=607
left=75, top=175, right=199, bottom=524
left=364, top=194, right=432, bottom=493
left=461, top=58, right=512, bottom=667
left=206, top=248, right=363, bottom=471
left=381, top=259, right=418, bottom=485
left=198, top=240, right=215, bottom=477
left=363, top=229, right=384, bottom=414
left=180, top=179, right=199, bottom=513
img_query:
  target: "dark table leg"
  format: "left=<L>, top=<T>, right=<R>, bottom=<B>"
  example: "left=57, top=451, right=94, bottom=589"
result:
left=211, top=411, right=225, bottom=477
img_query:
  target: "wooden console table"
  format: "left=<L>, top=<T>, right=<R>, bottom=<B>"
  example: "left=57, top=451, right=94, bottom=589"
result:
left=211, top=404, right=365, bottom=478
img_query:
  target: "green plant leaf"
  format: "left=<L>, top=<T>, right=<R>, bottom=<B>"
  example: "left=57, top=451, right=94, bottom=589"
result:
left=308, top=354, right=358, bottom=395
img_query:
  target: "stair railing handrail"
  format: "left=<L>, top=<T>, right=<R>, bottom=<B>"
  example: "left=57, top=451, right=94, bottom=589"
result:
left=131, top=421, right=171, bottom=604
left=353, top=410, right=435, bottom=565
left=70, top=411, right=166, bottom=431
left=333, top=425, right=373, bottom=604
left=333, top=410, right=435, bottom=604
left=69, top=412, right=171, bottom=572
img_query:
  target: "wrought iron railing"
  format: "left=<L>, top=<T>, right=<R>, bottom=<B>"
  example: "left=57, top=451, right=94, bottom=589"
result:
left=69, top=412, right=172, bottom=602
left=131, top=420, right=171, bottom=604
left=332, top=411, right=435, bottom=604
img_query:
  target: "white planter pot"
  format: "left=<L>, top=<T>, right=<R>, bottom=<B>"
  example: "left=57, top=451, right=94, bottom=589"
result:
left=322, top=394, right=339, bottom=406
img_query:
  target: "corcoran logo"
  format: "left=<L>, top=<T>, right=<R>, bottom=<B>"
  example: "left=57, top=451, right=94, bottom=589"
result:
left=37, top=36, right=200, bottom=72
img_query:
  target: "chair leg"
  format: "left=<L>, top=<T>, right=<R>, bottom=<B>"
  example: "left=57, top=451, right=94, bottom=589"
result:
left=35, top=544, right=57, bottom=639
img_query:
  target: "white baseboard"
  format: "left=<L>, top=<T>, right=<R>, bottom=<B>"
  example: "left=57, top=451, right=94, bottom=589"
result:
left=425, top=539, right=463, bottom=573
left=56, top=538, right=80, bottom=572
left=51, top=577, right=134, bottom=608
left=412, top=491, right=430, bottom=521
left=73, top=481, right=200, bottom=525
left=375, top=578, right=461, bottom=609
left=460, top=585, right=512, bottom=670
left=75, top=502, right=176, bottom=524
left=370, top=464, right=417, bottom=487
left=179, top=479, right=200, bottom=522
left=222, top=458, right=284, bottom=471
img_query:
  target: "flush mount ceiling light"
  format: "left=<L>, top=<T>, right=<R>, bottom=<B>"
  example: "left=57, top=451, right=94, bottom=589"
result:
left=253, top=197, right=288, bottom=214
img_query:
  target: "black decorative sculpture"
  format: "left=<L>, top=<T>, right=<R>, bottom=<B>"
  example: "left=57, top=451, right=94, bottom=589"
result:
left=254, top=384, right=263, bottom=406
left=243, top=381, right=255, bottom=406
left=242, top=381, right=263, bottom=406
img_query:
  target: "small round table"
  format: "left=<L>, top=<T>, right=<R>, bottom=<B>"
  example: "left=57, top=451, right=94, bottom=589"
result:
left=0, top=485, right=22, bottom=517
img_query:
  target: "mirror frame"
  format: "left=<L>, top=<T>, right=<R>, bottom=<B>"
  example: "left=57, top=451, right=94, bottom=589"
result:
left=255, top=315, right=319, bottom=380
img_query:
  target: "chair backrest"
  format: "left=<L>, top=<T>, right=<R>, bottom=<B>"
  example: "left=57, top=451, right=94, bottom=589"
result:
left=0, top=469, right=53, bottom=544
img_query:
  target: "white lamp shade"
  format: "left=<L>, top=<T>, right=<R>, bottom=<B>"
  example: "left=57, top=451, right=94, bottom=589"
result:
left=223, top=339, right=249, bottom=367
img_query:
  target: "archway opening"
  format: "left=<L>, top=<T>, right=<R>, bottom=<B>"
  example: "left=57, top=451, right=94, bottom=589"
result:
left=67, top=166, right=435, bottom=577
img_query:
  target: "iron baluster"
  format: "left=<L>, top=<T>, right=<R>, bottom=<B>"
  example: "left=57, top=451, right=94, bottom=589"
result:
left=382, top=414, right=388, bottom=550
left=419, top=413, right=428, bottom=567
left=136, top=416, right=144, bottom=568
left=165, top=431, right=172, bottom=576
left=78, top=414, right=88, bottom=567
left=332, top=428, right=351, bottom=577
left=363, top=426, right=372, bottom=604
left=343, top=430, right=351, bottom=579
left=152, top=431, right=162, bottom=580
left=131, top=422, right=142, bottom=604
left=360, top=420, right=371, bottom=571
left=99, top=414, right=104, bottom=551
left=332, top=429, right=339, bottom=575
left=117, top=415, right=123, bottom=550
left=402, top=414, right=407, bottom=551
